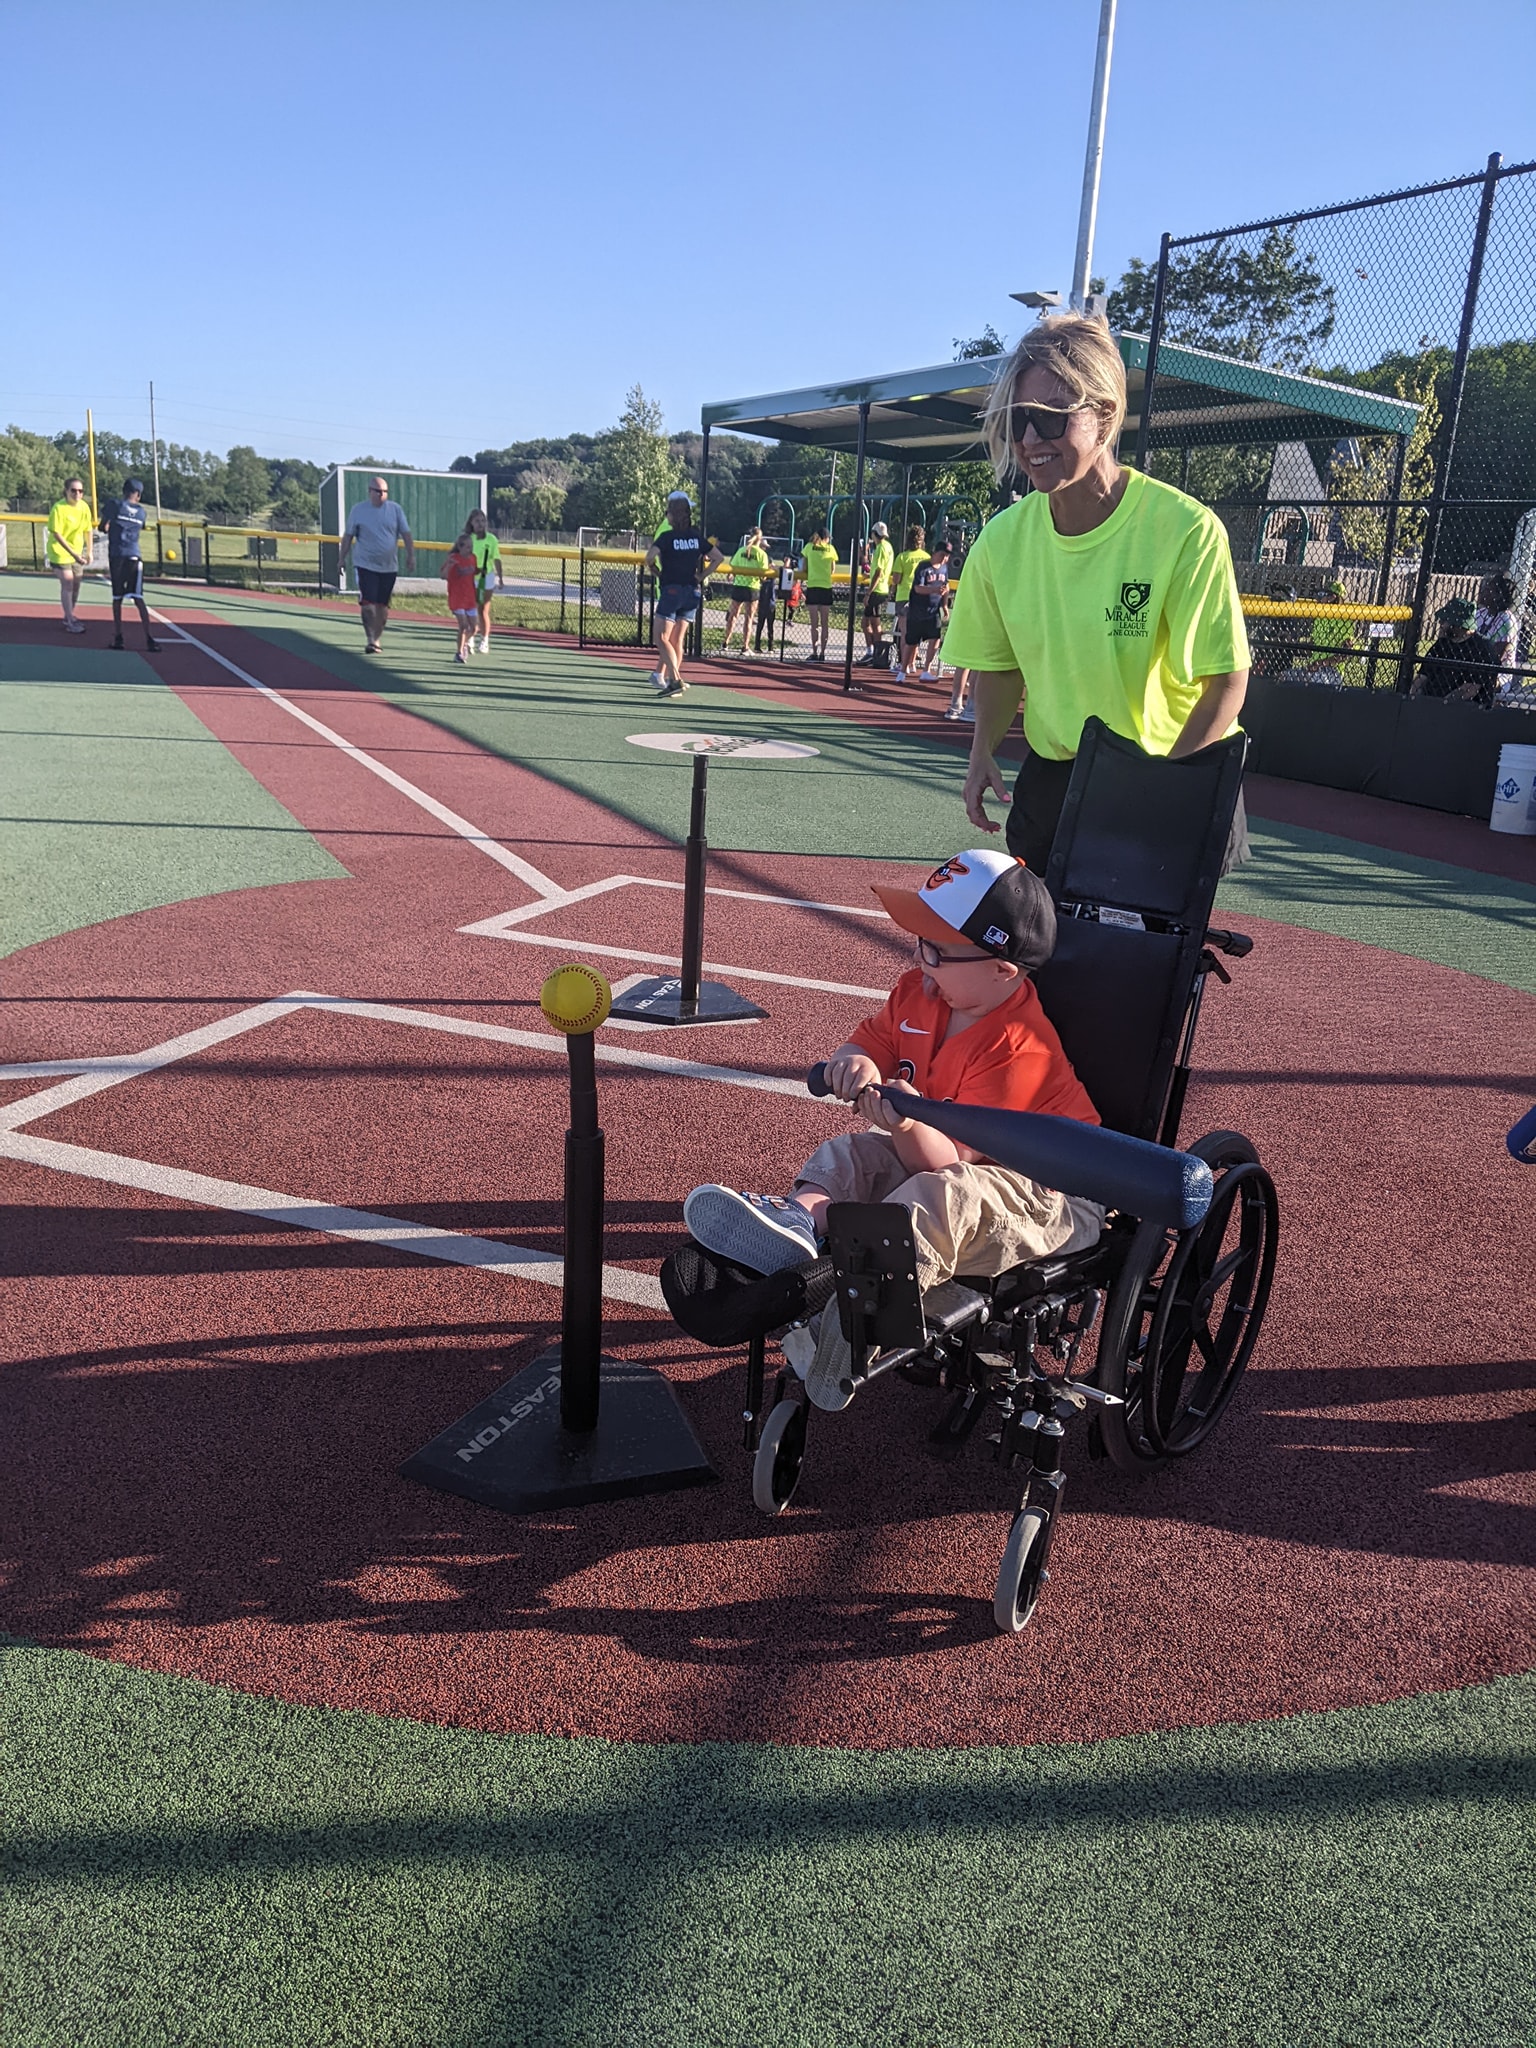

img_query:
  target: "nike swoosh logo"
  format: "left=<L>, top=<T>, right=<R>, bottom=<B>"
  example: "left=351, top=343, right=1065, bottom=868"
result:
left=898, top=1022, right=930, bottom=1034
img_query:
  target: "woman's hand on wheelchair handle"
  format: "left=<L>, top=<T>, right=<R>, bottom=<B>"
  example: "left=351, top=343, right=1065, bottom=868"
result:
left=963, top=749, right=1010, bottom=833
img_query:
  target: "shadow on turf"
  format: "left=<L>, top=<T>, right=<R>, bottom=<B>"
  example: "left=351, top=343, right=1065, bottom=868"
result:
left=2, top=1273, right=1532, bottom=1680
left=0, top=1200, right=744, bottom=1277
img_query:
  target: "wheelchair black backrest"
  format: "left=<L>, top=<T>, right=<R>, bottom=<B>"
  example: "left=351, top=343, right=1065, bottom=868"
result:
left=1034, top=717, right=1245, bottom=1143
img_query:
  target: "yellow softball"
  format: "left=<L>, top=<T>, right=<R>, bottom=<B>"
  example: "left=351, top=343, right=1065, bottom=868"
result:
left=539, top=963, right=612, bottom=1035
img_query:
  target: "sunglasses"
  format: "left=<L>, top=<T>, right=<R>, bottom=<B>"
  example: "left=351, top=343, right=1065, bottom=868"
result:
left=1010, top=400, right=1096, bottom=443
left=915, top=936, right=993, bottom=968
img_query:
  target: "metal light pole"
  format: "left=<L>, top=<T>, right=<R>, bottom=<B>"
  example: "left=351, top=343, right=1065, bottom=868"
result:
left=1070, top=0, right=1118, bottom=311
left=148, top=381, right=164, bottom=525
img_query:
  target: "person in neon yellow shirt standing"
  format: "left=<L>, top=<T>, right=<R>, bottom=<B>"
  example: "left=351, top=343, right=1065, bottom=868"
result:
left=858, top=520, right=895, bottom=668
left=723, top=526, right=769, bottom=655
left=465, top=508, right=503, bottom=655
left=47, top=477, right=94, bottom=634
left=946, top=315, right=1251, bottom=871
left=890, top=524, right=929, bottom=678
left=801, top=525, right=838, bottom=662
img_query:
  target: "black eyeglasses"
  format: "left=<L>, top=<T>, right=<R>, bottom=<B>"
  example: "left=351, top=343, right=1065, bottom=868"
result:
left=916, top=936, right=993, bottom=968
left=1010, top=401, right=1095, bottom=443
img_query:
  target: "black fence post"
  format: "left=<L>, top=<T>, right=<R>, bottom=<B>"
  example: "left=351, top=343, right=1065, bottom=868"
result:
left=842, top=401, right=869, bottom=689
left=1399, top=151, right=1503, bottom=694
left=578, top=546, right=586, bottom=647
left=204, top=523, right=213, bottom=586
left=560, top=555, right=567, bottom=634
left=1370, top=433, right=1409, bottom=691
left=1132, top=232, right=1171, bottom=475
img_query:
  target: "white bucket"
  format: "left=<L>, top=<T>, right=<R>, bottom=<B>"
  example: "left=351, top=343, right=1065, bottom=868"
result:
left=1489, top=742, right=1536, bottom=835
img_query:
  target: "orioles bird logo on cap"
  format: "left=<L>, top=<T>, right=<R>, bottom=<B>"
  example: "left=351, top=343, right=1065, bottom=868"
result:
left=924, top=856, right=971, bottom=891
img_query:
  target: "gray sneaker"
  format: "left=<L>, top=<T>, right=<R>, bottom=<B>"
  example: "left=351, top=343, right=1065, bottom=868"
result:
left=806, top=1305, right=858, bottom=1411
left=683, top=1185, right=819, bottom=1275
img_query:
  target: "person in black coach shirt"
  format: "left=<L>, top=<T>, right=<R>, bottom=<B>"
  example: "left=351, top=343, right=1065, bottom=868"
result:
left=642, top=490, right=723, bottom=697
left=100, top=479, right=159, bottom=653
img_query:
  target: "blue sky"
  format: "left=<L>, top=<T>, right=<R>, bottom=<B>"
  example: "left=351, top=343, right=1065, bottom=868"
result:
left=3, top=1, right=1531, bottom=470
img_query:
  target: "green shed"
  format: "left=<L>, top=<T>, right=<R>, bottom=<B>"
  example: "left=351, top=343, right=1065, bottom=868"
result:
left=319, top=466, right=486, bottom=590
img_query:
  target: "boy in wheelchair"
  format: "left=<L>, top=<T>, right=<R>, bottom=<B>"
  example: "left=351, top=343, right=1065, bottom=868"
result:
left=681, top=848, right=1104, bottom=1411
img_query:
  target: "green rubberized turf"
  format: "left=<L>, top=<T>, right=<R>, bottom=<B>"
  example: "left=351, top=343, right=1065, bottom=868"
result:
left=4, top=1640, right=1534, bottom=2048
left=183, top=589, right=1536, bottom=994
left=189, top=596, right=975, bottom=862
left=0, top=643, right=347, bottom=959
left=1220, top=823, right=1536, bottom=995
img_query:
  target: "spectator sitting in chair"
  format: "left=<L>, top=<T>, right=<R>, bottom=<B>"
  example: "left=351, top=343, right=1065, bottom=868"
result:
left=1417, top=596, right=1498, bottom=702
left=680, top=848, right=1104, bottom=1412
left=1305, top=578, right=1357, bottom=688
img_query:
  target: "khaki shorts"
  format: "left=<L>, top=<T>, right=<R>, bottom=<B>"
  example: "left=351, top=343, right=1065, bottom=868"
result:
left=794, top=1128, right=1104, bottom=1293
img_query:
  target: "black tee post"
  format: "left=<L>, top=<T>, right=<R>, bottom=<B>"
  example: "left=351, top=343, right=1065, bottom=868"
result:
left=559, top=1029, right=604, bottom=1433
left=679, top=755, right=709, bottom=1012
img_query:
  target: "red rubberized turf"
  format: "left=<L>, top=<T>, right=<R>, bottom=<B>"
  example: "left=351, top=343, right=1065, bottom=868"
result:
left=2, top=622, right=1532, bottom=1748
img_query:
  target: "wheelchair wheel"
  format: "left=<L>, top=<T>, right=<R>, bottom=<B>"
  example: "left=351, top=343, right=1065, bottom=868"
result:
left=993, top=1508, right=1051, bottom=1633
left=752, top=1398, right=808, bottom=1516
left=1094, top=1132, right=1277, bottom=1473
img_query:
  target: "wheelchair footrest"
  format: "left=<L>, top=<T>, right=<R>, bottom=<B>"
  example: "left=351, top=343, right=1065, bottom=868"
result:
left=850, top=1282, right=990, bottom=1388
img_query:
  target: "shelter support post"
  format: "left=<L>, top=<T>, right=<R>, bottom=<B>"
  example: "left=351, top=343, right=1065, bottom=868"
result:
left=1131, top=234, right=1171, bottom=476
left=1400, top=151, right=1502, bottom=694
left=692, top=424, right=712, bottom=660
left=843, top=401, right=869, bottom=690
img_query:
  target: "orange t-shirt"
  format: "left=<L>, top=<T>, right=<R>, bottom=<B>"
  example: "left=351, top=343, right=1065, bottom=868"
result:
left=445, top=550, right=478, bottom=611
left=850, top=968, right=1099, bottom=1144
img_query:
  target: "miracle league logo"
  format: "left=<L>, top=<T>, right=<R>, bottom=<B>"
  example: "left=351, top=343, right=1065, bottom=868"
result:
left=1106, top=579, right=1152, bottom=639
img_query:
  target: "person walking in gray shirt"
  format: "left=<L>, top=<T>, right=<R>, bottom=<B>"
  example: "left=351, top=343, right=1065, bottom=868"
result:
left=338, top=475, right=415, bottom=653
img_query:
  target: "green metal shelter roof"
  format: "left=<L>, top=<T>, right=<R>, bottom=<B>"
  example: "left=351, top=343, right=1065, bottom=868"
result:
left=701, top=335, right=1419, bottom=462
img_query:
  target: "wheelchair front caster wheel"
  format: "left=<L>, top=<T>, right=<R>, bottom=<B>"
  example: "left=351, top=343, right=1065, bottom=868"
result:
left=752, top=1397, right=808, bottom=1515
left=993, top=1508, right=1051, bottom=1633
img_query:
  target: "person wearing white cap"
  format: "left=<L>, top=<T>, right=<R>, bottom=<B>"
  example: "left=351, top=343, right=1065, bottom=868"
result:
left=858, top=520, right=896, bottom=668
left=682, top=846, right=1104, bottom=1410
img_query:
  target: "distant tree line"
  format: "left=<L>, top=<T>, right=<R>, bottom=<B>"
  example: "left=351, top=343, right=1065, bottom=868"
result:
left=0, top=427, right=325, bottom=529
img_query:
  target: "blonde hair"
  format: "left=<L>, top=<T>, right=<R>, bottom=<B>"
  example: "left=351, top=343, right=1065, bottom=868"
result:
left=981, top=314, right=1127, bottom=476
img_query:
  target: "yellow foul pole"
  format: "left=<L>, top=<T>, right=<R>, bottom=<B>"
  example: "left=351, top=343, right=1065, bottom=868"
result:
left=86, top=409, right=99, bottom=520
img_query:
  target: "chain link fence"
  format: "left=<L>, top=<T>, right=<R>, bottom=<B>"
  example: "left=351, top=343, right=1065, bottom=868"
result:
left=1134, top=153, right=1536, bottom=708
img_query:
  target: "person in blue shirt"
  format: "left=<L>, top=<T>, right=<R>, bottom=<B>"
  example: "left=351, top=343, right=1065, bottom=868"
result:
left=100, top=479, right=159, bottom=652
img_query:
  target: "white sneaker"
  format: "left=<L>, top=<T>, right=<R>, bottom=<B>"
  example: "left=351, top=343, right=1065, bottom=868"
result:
left=806, top=1308, right=858, bottom=1412
left=65, top=621, right=85, bottom=634
left=648, top=670, right=671, bottom=693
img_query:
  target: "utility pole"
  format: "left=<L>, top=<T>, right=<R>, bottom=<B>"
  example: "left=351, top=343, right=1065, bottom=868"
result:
left=148, top=381, right=164, bottom=524
left=1070, top=0, right=1117, bottom=311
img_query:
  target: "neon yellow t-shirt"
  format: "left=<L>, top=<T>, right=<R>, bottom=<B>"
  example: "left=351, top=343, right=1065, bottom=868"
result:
left=1311, top=613, right=1351, bottom=653
left=471, top=532, right=501, bottom=582
left=940, top=472, right=1250, bottom=760
left=867, top=537, right=894, bottom=594
left=892, top=547, right=928, bottom=601
left=47, top=497, right=95, bottom=568
left=731, top=543, right=768, bottom=589
left=803, top=539, right=838, bottom=589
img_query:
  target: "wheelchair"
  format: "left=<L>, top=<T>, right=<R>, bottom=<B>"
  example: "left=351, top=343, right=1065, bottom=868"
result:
left=661, top=719, right=1279, bottom=1633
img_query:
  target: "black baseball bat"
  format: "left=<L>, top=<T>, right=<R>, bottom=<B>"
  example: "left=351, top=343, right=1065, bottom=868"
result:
left=806, top=1064, right=1212, bottom=1231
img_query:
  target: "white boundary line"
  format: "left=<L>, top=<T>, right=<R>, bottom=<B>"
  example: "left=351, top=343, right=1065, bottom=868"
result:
left=0, top=1128, right=664, bottom=1309
left=152, top=611, right=565, bottom=900
left=464, top=871, right=891, bottom=937
left=0, top=990, right=843, bottom=1310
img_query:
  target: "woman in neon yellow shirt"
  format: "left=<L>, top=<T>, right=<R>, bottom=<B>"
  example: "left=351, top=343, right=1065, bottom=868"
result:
left=946, top=316, right=1250, bottom=871
left=723, top=526, right=769, bottom=655
left=801, top=526, right=838, bottom=662
left=47, top=478, right=94, bottom=633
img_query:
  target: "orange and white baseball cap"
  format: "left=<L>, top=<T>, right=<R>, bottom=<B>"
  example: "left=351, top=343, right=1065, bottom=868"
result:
left=873, top=849, right=1057, bottom=969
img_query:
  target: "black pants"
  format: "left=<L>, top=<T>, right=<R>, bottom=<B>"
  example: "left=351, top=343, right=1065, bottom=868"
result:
left=1005, top=751, right=1251, bottom=878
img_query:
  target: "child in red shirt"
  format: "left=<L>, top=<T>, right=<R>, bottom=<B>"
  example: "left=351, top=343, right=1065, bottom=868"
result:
left=684, top=848, right=1104, bottom=1409
left=444, top=532, right=478, bottom=663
